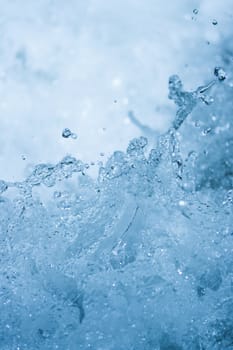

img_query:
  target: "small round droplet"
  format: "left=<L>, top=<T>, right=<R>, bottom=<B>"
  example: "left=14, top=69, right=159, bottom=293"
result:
left=62, top=128, right=77, bottom=139
left=62, top=128, right=72, bottom=138
left=71, top=132, right=77, bottom=139
left=193, top=9, right=198, bottom=15
left=212, top=19, right=218, bottom=25
left=214, top=67, right=226, bottom=81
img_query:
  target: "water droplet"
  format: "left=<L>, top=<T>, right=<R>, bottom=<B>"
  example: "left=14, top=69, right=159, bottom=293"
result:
left=214, top=67, right=226, bottom=81
left=193, top=9, right=198, bottom=15
left=62, top=128, right=77, bottom=139
left=71, top=132, right=77, bottom=139
left=62, top=128, right=72, bottom=138
left=212, top=19, right=218, bottom=25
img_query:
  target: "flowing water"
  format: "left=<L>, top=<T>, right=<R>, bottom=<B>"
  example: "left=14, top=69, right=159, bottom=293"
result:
left=1, top=65, right=233, bottom=349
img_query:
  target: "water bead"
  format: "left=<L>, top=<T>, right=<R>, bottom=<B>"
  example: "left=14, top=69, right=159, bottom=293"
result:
left=214, top=67, right=226, bottom=81
left=62, top=128, right=77, bottom=139
left=62, top=128, right=72, bottom=138
left=71, top=132, right=77, bottom=139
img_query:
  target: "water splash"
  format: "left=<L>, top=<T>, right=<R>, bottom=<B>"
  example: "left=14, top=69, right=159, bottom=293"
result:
left=0, top=70, right=233, bottom=350
left=168, top=74, right=216, bottom=130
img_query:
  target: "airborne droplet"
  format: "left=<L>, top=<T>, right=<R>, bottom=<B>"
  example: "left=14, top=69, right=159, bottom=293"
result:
left=62, top=128, right=72, bottom=138
left=62, top=128, right=77, bottom=139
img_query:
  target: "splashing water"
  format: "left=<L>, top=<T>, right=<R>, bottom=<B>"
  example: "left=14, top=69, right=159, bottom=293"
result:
left=1, top=66, right=233, bottom=350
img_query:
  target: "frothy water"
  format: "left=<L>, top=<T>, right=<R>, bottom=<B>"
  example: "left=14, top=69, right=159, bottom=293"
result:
left=1, top=67, right=233, bottom=350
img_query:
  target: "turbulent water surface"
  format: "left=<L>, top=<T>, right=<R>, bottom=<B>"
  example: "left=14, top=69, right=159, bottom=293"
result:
left=1, top=1, right=233, bottom=350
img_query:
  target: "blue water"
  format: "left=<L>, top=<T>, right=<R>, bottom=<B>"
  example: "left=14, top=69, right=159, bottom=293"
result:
left=1, top=2, right=233, bottom=350
left=1, top=68, right=233, bottom=349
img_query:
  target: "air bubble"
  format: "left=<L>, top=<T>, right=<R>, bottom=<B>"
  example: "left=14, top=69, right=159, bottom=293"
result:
left=212, top=19, right=218, bottom=25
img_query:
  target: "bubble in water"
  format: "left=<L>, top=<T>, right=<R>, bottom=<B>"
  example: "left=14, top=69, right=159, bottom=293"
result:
left=193, top=9, right=198, bottom=15
left=214, top=67, right=226, bottom=81
left=212, top=19, right=218, bottom=25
